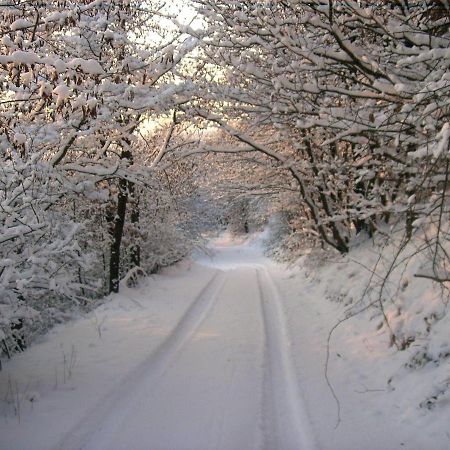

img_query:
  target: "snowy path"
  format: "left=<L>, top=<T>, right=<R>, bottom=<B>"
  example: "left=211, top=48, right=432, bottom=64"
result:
left=57, top=241, right=315, bottom=450
left=1, top=236, right=316, bottom=450
left=257, top=268, right=316, bottom=450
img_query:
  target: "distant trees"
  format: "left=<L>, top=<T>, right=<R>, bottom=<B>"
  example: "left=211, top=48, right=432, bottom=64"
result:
left=188, top=0, right=450, bottom=278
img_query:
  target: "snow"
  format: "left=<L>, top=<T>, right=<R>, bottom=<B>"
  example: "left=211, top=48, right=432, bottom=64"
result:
left=13, top=133, right=26, bottom=145
left=53, top=84, right=71, bottom=107
left=1, top=35, right=14, bottom=48
left=10, top=19, right=33, bottom=31
left=434, top=122, right=450, bottom=158
left=10, top=50, right=41, bottom=65
left=71, top=94, right=87, bottom=110
left=52, top=58, right=68, bottom=74
left=0, top=261, right=217, bottom=450
left=68, top=58, right=105, bottom=75
left=0, top=233, right=449, bottom=450
left=44, top=11, right=69, bottom=24
left=85, top=98, right=98, bottom=111
left=275, top=238, right=450, bottom=450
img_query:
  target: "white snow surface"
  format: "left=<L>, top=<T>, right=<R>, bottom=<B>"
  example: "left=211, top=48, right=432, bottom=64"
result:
left=0, top=232, right=449, bottom=450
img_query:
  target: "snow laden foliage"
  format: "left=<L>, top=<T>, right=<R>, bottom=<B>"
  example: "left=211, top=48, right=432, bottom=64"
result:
left=189, top=0, right=450, bottom=270
left=0, top=1, right=198, bottom=356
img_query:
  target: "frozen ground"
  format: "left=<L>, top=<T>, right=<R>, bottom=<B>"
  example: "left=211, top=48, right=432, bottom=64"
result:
left=0, top=232, right=449, bottom=449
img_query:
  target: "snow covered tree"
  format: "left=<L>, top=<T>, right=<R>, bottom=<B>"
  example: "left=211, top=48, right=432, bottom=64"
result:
left=187, top=0, right=450, bottom=277
left=0, top=0, right=198, bottom=353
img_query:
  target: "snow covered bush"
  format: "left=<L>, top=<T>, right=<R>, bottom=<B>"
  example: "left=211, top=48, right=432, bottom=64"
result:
left=263, top=210, right=316, bottom=262
left=0, top=151, right=101, bottom=356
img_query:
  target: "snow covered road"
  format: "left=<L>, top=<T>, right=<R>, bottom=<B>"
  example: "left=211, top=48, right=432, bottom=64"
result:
left=56, top=247, right=315, bottom=449
left=1, top=235, right=316, bottom=450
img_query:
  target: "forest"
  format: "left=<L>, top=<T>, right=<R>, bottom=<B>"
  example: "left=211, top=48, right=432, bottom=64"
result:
left=0, top=2, right=449, bottom=447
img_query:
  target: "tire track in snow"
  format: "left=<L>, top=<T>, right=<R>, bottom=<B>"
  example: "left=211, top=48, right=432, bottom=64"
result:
left=53, top=270, right=227, bottom=450
left=257, top=267, right=317, bottom=450
left=103, top=268, right=264, bottom=450
left=204, top=269, right=264, bottom=450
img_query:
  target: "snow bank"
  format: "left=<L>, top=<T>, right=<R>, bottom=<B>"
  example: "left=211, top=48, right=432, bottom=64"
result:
left=274, top=231, right=450, bottom=450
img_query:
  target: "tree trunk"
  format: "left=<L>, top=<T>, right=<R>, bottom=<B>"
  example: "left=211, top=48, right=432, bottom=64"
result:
left=130, top=185, right=140, bottom=268
left=109, top=176, right=128, bottom=293
left=108, top=147, right=133, bottom=294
